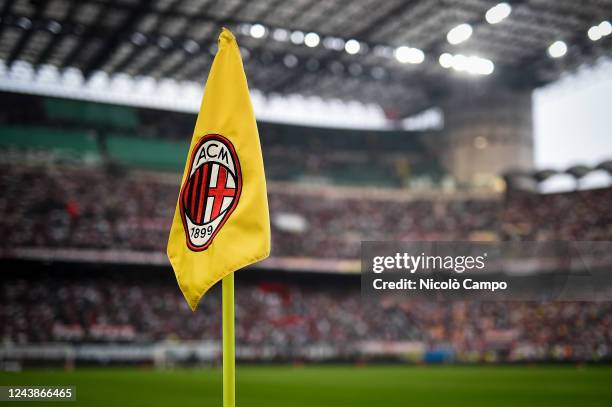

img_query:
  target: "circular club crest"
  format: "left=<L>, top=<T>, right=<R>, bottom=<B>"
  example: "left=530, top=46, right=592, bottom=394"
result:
left=179, top=134, right=242, bottom=251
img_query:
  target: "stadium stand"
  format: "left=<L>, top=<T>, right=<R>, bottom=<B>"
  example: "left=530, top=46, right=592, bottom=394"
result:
left=1, top=94, right=611, bottom=366
left=501, top=189, right=612, bottom=241
left=0, top=163, right=610, bottom=258
left=2, top=270, right=611, bottom=364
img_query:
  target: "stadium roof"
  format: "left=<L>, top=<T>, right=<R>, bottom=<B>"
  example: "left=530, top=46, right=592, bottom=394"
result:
left=0, top=0, right=610, bottom=118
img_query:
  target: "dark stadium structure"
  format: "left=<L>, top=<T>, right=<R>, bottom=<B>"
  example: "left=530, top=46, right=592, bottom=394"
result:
left=0, top=0, right=610, bottom=117
left=2, top=0, right=611, bottom=185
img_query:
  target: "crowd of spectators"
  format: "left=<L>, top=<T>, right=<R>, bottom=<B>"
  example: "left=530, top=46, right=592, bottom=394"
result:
left=0, top=165, right=172, bottom=252
left=1, top=163, right=610, bottom=363
left=2, top=276, right=610, bottom=362
left=269, top=192, right=499, bottom=258
left=500, top=189, right=612, bottom=241
left=1, top=164, right=610, bottom=259
left=2, top=93, right=611, bottom=364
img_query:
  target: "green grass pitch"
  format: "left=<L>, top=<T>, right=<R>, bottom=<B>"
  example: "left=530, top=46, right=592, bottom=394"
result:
left=2, top=365, right=612, bottom=406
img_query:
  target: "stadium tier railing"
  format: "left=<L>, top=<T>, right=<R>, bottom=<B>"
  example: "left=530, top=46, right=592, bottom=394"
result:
left=0, top=126, right=100, bottom=162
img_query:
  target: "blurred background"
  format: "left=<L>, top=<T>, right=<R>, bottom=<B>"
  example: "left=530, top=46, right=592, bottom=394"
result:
left=0, top=0, right=611, bottom=405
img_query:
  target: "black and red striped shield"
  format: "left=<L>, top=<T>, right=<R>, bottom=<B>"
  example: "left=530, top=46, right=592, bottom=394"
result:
left=179, top=134, right=242, bottom=251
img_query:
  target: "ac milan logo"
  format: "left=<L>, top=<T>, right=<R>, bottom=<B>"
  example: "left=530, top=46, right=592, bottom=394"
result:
left=179, top=134, right=242, bottom=251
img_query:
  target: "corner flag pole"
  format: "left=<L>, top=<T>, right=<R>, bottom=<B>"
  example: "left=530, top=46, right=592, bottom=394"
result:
left=222, top=274, right=236, bottom=407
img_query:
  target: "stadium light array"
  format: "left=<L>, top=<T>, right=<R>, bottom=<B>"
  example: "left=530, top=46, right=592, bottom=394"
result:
left=447, top=23, right=473, bottom=44
left=394, top=46, right=425, bottom=64
left=46, top=20, right=62, bottom=34
left=16, top=17, right=31, bottom=30
left=249, top=24, right=266, bottom=39
left=344, top=39, right=361, bottom=55
left=235, top=21, right=503, bottom=79
left=231, top=16, right=606, bottom=84
left=485, top=3, right=512, bottom=24
left=290, top=30, right=305, bottom=45
left=183, top=39, right=200, bottom=54
left=157, top=36, right=172, bottom=49
left=439, top=53, right=454, bottom=68
left=130, top=32, right=146, bottom=46
left=323, top=36, right=345, bottom=51
left=0, top=59, right=390, bottom=129
left=304, top=32, right=320, bottom=48
left=588, top=21, right=611, bottom=41
left=438, top=53, right=494, bottom=75
left=283, top=54, right=298, bottom=68
left=547, top=40, right=567, bottom=58
left=272, top=28, right=289, bottom=42
left=588, top=26, right=602, bottom=41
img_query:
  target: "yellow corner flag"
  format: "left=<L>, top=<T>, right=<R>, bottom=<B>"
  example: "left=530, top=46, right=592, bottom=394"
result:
left=167, top=28, right=270, bottom=311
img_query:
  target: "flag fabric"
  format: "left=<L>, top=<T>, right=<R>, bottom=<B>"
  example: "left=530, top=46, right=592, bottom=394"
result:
left=167, top=28, right=270, bottom=311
